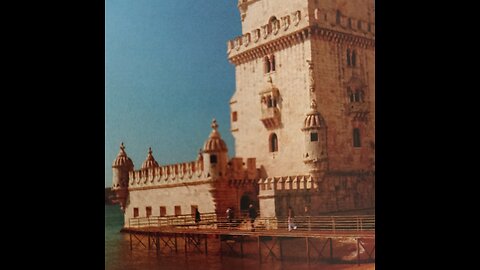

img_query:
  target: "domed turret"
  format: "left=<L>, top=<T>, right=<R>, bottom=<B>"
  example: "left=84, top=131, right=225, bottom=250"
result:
left=111, top=142, right=134, bottom=212
left=203, top=119, right=228, bottom=153
left=141, top=147, right=159, bottom=170
left=112, top=142, right=134, bottom=169
left=303, top=100, right=326, bottom=130
left=301, top=100, right=328, bottom=178
left=202, top=119, right=228, bottom=178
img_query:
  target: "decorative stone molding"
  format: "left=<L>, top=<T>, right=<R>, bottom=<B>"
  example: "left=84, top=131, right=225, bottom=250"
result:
left=229, top=26, right=374, bottom=65
left=281, top=15, right=290, bottom=31
left=292, top=10, right=301, bottom=26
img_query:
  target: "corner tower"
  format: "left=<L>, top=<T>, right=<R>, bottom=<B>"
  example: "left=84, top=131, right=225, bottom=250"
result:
left=228, top=0, right=375, bottom=179
left=111, top=142, right=134, bottom=211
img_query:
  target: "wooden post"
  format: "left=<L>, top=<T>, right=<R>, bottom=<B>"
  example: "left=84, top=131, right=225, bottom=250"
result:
left=148, top=233, right=151, bottom=250
left=184, top=234, right=187, bottom=256
left=306, top=237, right=310, bottom=264
left=175, top=233, right=178, bottom=253
left=258, top=236, right=262, bottom=263
left=240, top=236, right=244, bottom=258
left=278, top=237, right=282, bottom=261
left=130, top=232, right=133, bottom=251
left=219, top=235, right=223, bottom=259
left=332, top=217, right=336, bottom=233
left=329, top=238, right=333, bottom=261
left=156, top=233, right=160, bottom=254
left=357, top=238, right=360, bottom=265
left=204, top=234, right=208, bottom=255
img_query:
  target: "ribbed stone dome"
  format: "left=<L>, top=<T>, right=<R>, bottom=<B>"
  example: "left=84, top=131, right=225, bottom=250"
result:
left=112, top=142, right=134, bottom=168
left=141, top=147, right=159, bottom=169
left=303, top=100, right=326, bottom=130
left=203, top=119, right=228, bottom=153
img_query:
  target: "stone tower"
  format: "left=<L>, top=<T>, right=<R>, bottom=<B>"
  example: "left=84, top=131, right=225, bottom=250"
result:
left=111, top=142, right=134, bottom=211
left=228, top=0, right=375, bottom=181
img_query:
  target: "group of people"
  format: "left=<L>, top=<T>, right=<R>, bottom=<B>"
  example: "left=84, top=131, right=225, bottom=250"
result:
left=194, top=204, right=301, bottom=232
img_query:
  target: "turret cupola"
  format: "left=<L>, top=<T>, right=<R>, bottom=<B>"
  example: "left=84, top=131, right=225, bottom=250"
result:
left=202, top=119, right=228, bottom=178
left=141, top=147, right=159, bottom=170
left=203, top=119, right=228, bottom=153
left=112, top=142, right=134, bottom=169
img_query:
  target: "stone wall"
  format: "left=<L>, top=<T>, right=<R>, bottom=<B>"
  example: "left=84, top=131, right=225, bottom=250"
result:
left=258, top=171, right=374, bottom=218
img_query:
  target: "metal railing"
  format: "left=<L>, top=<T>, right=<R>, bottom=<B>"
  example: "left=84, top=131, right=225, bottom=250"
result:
left=255, top=215, right=375, bottom=232
left=128, top=212, right=218, bottom=228
left=128, top=213, right=374, bottom=232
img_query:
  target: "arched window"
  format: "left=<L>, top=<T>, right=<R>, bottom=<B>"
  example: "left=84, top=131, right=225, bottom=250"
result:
left=348, top=18, right=352, bottom=28
left=353, top=128, right=361, bottom=147
left=268, top=16, right=278, bottom=34
left=347, top=87, right=353, bottom=102
left=264, top=56, right=271, bottom=73
left=352, top=50, right=357, bottom=67
left=269, top=133, right=278, bottom=152
left=346, top=49, right=351, bottom=66
left=270, top=55, right=275, bottom=72
left=354, top=90, right=360, bottom=102
left=336, top=10, right=341, bottom=24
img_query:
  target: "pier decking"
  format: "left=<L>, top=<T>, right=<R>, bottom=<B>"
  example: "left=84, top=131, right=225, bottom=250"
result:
left=122, top=215, right=375, bottom=265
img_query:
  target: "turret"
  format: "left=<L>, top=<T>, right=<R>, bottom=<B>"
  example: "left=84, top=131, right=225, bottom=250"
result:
left=202, top=119, right=228, bottom=178
left=141, top=147, right=159, bottom=170
left=302, top=100, right=328, bottom=179
left=111, top=142, right=134, bottom=211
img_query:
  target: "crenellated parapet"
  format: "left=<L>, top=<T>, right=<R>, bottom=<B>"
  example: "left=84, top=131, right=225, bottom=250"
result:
left=227, top=8, right=374, bottom=65
left=258, top=175, right=317, bottom=197
left=258, top=170, right=374, bottom=195
left=128, top=160, right=207, bottom=190
left=226, top=157, right=258, bottom=180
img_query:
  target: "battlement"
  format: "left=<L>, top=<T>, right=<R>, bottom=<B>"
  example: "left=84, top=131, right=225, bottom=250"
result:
left=312, top=8, right=374, bottom=36
left=258, top=175, right=318, bottom=197
left=227, top=157, right=257, bottom=180
left=227, top=8, right=374, bottom=60
left=128, top=160, right=205, bottom=189
left=127, top=156, right=258, bottom=189
left=258, top=171, right=375, bottom=196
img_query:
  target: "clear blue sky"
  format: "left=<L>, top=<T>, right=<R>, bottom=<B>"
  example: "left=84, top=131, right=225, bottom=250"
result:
left=105, top=0, right=241, bottom=187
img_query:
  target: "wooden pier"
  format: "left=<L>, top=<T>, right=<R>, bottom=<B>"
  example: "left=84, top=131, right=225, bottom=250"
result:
left=122, top=215, right=375, bottom=265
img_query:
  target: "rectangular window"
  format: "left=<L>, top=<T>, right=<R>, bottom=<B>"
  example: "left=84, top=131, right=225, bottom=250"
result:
left=353, top=128, right=361, bottom=147
left=146, top=206, right=152, bottom=218
left=160, top=206, right=166, bottom=217
left=174, top=206, right=181, bottom=216
left=210, top=155, right=217, bottom=164
left=133, top=208, right=139, bottom=218
left=310, top=132, right=318, bottom=142
left=232, top=111, right=238, bottom=122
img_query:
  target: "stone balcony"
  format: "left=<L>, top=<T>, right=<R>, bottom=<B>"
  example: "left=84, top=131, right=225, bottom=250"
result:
left=346, top=101, right=370, bottom=115
left=260, top=107, right=281, bottom=129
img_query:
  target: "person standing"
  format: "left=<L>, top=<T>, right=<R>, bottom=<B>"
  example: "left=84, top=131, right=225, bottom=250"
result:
left=248, top=204, right=257, bottom=231
left=288, top=206, right=297, bottom=231
left=195, top=207, right=201, bottom=226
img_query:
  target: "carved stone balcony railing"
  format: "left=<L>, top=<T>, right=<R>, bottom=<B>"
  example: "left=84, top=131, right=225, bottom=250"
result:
left=346, top=101, right=369, bottom=115
left=260, top=107, right=281, bottom=129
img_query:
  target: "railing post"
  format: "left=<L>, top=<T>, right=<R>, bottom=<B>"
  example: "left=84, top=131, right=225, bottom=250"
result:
left=332, top=217, right=336, bottom=233
left=308, top=216, right=311, bottom=231
left=357, top=238, right=360, bottom=265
